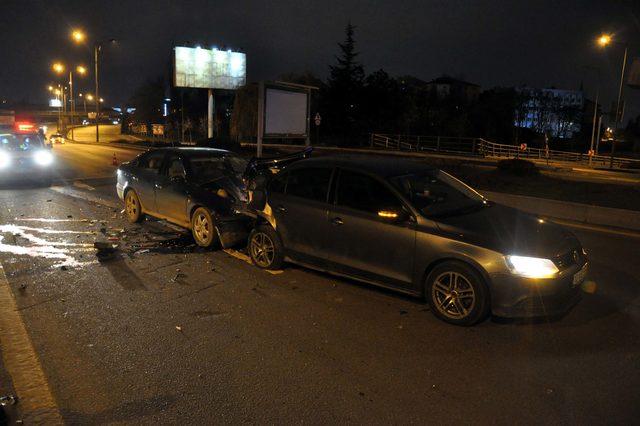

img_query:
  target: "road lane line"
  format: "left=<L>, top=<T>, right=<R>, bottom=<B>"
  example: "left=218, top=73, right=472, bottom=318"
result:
left=223, top=249, right=283, bottom=275
left=50, top=185, right=120, bottom=209
left=550, top=218, right=640, bottom=239
left=0, top=265, right=63, bottom=424
left=72, top=181, right=96, bottom=191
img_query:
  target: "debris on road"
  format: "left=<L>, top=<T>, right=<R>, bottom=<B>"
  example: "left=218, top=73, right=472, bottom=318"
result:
left=94, top=241, right=118, bottom=260
left=175, top=326, right=182, bottom=332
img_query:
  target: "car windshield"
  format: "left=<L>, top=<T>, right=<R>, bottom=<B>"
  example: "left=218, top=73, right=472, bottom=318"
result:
left=0, top=133, right=45, bottom=151
left=390, top=169, right=487, bottom=218
left=188, top=153, right=248, bottom=183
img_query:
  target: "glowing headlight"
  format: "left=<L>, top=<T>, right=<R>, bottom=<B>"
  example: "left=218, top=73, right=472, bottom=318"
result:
left=505, top=255, right=559, bottom=279
left=0, top=151, right=10, bottom=168
left=34, top=150, right=54, bottom=166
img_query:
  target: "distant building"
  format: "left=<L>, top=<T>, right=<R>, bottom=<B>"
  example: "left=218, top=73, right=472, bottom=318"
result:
left=515, top=87, right=584, bottom=138
left=425, top=76, right=481, bottom=104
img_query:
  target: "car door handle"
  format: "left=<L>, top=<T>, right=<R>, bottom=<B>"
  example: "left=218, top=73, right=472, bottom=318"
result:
left=331, top=217, right=343, bottom=226
left=276, top=205, right=287, bottom=213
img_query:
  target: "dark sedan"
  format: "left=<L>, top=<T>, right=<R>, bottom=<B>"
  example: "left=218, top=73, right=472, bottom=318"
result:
left=117, top=147, right=252, bottom=248
left=116, top=147, right=311, bottom=248
left=246, top=155, right=588, bottom=325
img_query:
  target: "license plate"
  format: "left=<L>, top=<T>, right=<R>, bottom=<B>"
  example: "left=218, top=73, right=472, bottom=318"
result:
left=572, top=265, right=588, bottom=286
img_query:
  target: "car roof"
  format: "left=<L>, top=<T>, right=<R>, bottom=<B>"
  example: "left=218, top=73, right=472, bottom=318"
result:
left=289, top=154, right=437, bottom=178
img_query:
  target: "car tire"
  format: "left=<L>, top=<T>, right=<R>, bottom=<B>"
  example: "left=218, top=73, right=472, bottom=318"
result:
left=191, top=207, right=219, bottom=248
left=248, top=225, right=284, bottom=270
left=425, top=261, right=490, bottom=326
left=124, top=190, right=144, bottom=223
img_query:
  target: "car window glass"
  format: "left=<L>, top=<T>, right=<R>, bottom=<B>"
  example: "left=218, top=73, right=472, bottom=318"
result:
left=390, top=170, right=485, bottom=218
left=166, top=156, right=186, bottom=179
left=336, top=170, right=402, bottom=214
left=286, top=168, right=331, bottom=202
left=139, top=152, right=165, bottom=172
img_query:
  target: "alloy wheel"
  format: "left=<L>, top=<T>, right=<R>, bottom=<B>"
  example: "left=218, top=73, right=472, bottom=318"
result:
left=125, top=193, right=139, bottom=219
left=431, top=271, right=476, bottom=320
left=193, top=213, right=211, bottom=243
left=250, top=232, right=275, bottom=268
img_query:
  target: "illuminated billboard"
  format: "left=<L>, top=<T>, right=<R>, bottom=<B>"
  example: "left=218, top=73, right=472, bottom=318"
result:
left=174, top=46, right=246, bottom=90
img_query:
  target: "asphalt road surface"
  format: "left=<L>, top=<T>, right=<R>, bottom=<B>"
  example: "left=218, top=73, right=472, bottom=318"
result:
left=0, top=142, right=639, bottom=424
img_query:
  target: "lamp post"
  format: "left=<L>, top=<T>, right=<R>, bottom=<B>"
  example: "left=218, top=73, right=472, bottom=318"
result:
left=52, top=62, right=66, bottom=132
left=71, top=29, right=116, bottom=143
left=597, top=33, right=628, bottom=168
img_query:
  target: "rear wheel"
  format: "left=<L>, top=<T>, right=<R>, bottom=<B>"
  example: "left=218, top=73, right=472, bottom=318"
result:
left=191, top=207, right=219, bottom=248
left=124, top=190, right=144, bottom=223
left=425, top=261, right=490, bottom=326
left=248, top=225, right=284, bottom=270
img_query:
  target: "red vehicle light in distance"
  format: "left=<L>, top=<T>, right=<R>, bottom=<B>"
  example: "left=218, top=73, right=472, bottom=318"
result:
left=15, top=122, right=36, bottom=133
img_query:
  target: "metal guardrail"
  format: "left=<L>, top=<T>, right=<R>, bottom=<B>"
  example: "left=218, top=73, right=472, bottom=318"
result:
left=370, top=133, right=640, bottom=169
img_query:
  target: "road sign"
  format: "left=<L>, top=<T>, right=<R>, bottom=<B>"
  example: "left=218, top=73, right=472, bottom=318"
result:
left=520, top=143, right=527, bottom=151
left=314, top=112, right=321, bottom=126
left=88, top=112, right=97, bottom=119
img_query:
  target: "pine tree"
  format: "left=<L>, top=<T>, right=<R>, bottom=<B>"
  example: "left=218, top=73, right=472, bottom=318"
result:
left=329, top=22, right=364, bottom=90
left=325, top=22, right=365, bottom=141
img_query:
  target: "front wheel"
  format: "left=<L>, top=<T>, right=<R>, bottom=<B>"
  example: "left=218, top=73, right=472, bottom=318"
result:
left=191, top=207, right=219, bottom=248
left=248, top=225, right=284, bottom=270
left=124, top=190, right=144, bottom=223
left=425, top=261, right=490, bottom=326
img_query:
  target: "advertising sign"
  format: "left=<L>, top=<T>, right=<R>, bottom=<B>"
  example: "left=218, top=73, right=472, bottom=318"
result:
left=174, top=46, right=246, bottom=90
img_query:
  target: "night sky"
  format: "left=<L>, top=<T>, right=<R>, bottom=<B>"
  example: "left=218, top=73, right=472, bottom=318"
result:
left=1, top=0, right=639, bottom=120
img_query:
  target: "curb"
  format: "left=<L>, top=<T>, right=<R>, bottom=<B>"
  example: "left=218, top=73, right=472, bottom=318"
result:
left=483, top=191, right=640, bottom=232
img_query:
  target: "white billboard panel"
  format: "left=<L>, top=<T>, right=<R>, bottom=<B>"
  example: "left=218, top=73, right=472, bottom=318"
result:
left=265, top=88, right=308, bottom=136
left=49, top=98, right=62, bottom=108
left=174, top=46, right=246, bottom=89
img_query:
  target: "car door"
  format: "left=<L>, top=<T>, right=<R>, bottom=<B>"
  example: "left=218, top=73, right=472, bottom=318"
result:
left=268, top=166, right=334, bottom=266
left=133, top=151, right=167, bottom=213
left=326, top=169, right=416, bottom=288
left=154, top=153, right=190, bottom=226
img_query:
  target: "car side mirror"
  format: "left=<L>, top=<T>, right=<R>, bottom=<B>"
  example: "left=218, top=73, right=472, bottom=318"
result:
left=377, top=207, right=411, bottom=223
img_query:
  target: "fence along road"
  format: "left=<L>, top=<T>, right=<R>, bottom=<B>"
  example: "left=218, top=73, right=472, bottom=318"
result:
left=370, top=133, right=640, bottom=169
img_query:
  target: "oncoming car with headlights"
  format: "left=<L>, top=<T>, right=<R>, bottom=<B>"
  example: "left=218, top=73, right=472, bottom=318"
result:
left=0, top=123, right=54, bottom=185
left=247, top=156, right=588, bottom=326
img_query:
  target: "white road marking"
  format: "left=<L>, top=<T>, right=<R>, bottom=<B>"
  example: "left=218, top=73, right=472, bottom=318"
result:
left=72, top=181, right=96, bottom=191
left=0, top=265, right=63, bottom=424
left=223, top=249, right=283, bottom=275
left=49, top=185, right=120, bottom=209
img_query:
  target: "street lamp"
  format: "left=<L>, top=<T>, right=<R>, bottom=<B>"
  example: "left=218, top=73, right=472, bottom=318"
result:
left=71, top=29, right=116, bottom=143
left=72, top=29, right=86, bottom=43
left=52, top=62, right=65, bottom=74
left=597, top=33, right=628, bottom=168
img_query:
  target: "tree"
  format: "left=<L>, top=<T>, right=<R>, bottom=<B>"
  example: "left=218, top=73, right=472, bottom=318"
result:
left=324, top=22, right=365, bottom=143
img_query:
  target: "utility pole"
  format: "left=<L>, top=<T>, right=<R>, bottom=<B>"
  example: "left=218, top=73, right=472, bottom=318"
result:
left=69, top=71, right=75, bottom=141
left=94, top=44, right=100, bottom=142
left=610, top=46, right=628, bottom=168
left=207, top=89, right=214, bottom=139
left=589, top=89, right=598, bottom=166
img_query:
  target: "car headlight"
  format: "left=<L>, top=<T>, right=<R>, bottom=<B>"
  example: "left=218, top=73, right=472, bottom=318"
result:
left=0, top=151, right=10, bottom=168
left=34, top=150, right=54, bottom=166
left=505, top=255, right=559, bottom=279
